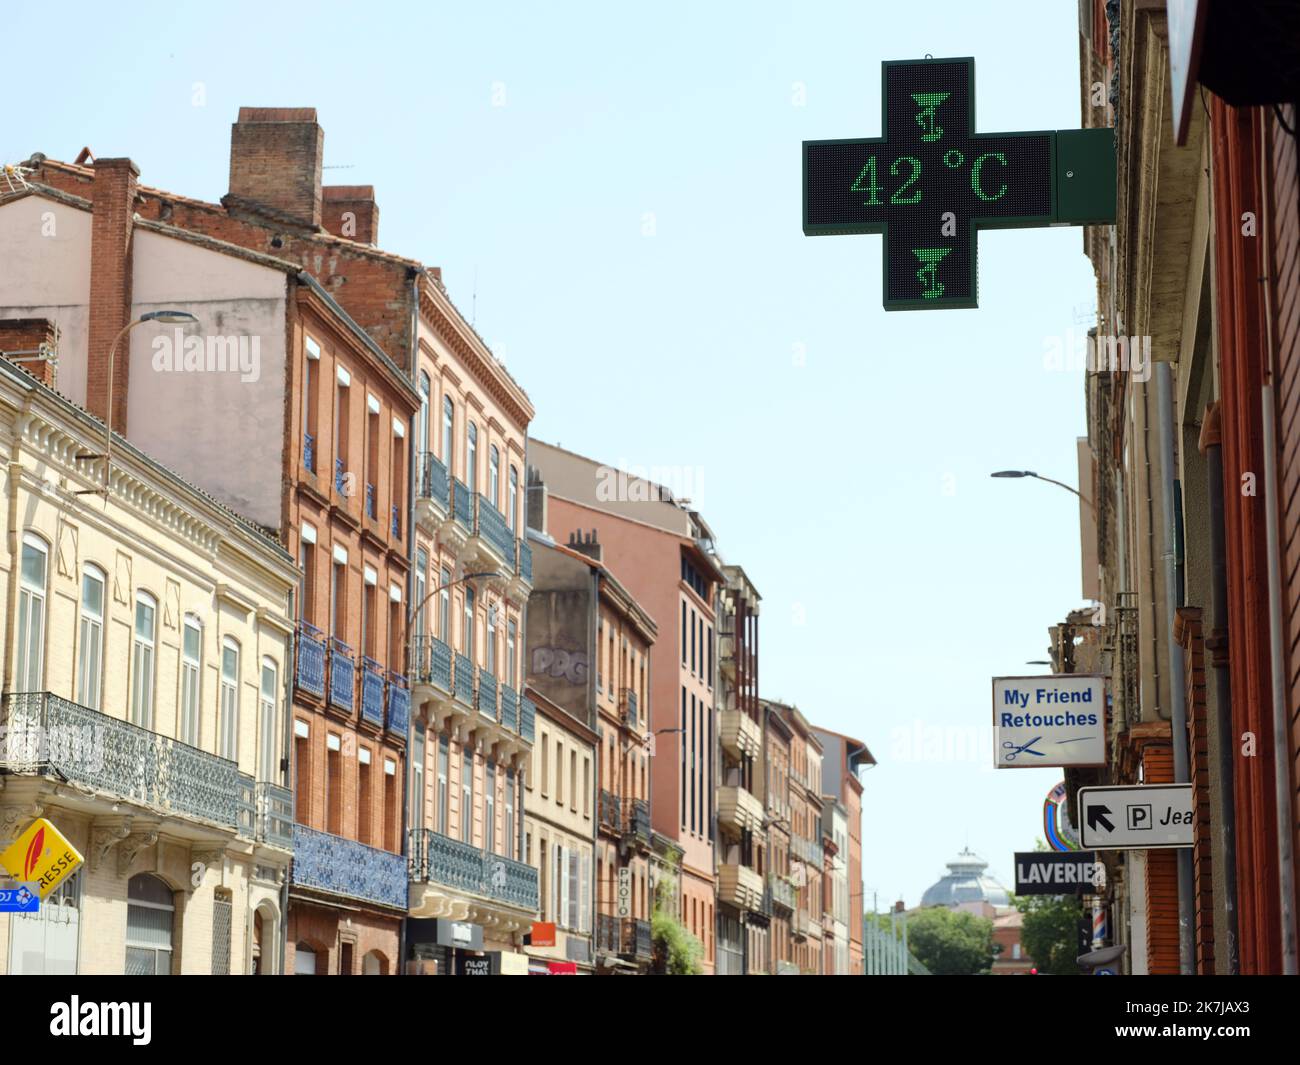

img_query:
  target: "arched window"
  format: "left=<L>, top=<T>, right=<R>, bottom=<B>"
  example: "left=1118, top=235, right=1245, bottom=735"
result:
left=294, top=941, right=318, bottom=975
left=125, top=874, right=174, bottom=975
left=259, top=657, right=278, bottom=781
left=180, top=615, right=202, bottom=746
left=489, top=445, right=500, bottom=508
left=78, top=564, right=106, bottom=709
left=418, top=371, right=431, bottom=452
left=15, top=533, right=48, bottom=692
left=466, top=422, right=478, bottom=491
left=131, top=593, right=157, bottom=728
left=220, top=639, right=240, bottom=760
left=508, top=465, right=519, bottom=531
left=442, top=395, right=454, bottom=468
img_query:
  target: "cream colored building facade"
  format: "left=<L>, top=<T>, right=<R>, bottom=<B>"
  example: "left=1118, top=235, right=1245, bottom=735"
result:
left=0, top=357, right=299, bottom=974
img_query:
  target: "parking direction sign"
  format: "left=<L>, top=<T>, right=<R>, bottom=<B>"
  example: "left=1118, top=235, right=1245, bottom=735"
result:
left=1077, top=784, right=1195, bottom=849
left=992, top=674, right=1106, bottom=769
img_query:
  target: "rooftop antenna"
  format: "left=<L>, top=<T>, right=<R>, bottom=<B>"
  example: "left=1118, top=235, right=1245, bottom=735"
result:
left=1, top=162, right=35, bottom=194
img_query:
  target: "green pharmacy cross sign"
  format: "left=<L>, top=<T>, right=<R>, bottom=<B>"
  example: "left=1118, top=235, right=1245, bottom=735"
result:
left=803, top=57, right=1116, bottom=311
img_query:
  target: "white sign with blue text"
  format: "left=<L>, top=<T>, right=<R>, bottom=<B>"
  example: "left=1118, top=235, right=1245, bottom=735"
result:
left=992, top=674, right=1106, bottom=770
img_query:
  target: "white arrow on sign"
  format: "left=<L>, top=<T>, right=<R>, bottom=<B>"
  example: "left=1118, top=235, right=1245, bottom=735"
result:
left=1077, top=784, right=1195, bottom=849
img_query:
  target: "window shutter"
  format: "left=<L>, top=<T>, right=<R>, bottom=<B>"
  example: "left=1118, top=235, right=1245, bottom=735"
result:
left=580, top=851, right=591, bottom=934
left=568, top=850, right=579, bottom=931
left=558, top=846, right=568, bottom=928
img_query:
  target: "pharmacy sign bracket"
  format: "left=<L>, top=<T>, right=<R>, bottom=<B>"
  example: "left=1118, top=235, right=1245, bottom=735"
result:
left=802, top=57, right=1116, bottom=310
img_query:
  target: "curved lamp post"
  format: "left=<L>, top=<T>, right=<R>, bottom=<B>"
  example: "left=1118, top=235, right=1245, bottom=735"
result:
left=990, top=469, right=1096, bottom=520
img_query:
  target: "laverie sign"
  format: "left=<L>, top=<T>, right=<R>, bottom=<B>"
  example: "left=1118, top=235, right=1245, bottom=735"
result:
left=992, top=675, right=1106, bottom=769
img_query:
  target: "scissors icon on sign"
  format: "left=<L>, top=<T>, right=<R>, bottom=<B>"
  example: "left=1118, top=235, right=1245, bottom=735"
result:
left=1003, top=736, right=1046, bottom=762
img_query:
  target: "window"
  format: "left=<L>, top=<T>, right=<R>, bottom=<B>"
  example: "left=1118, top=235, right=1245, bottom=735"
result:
left=331, top=555, right=346, bottom=638
left=440, top=567, right=452, bottom=642
left=680, top=600, right=687, bottom=665
left=505, top=770, right=516, bottom=860
left=486, top=606, right=497, bottom=677
left=77, top=565, right=105, bottom=709
left=437, top=735, right=450, bottom=834
left=486, top=761, right=496, bottom=854
left=506, top=620, right=517, bottom=688
left=690, top=608, right=696, bottom=674
left=556, top=739, right=564, bottom=805
left=414, top=549, right=428, bottom=644
left=180, top=616, right=202, bottom=747
left=583, top=757, right=591, bottom=818
left=461, top=751, right=474, bottom=841
left=259, top=659, right=277, bottom=781
left=385, top=759, right=398, bottom=851
left=303, top=353, right=318, bottom=471
left=358, top=750, right=373, bottom=845
left=299, top=538, right=316, bottom=626
left=680, top=686, right=687, bottom=830
left=541, top=731, right=550, bottom=797
left=326, top=733, right=342, bottom=834
left=489, top=445, right=500, bottom=507
left=126, top=874, right=174, bottom=975
left=442, top=395, right=454, bottom=467
left=294, top=721, right=311, bottom=823
left=219, top=639, right=239, bottom=760
left=16, top=534, right=48, bottom=692
left=132, top=594, right=157, bottom=728
left=362, top=580, right=376, bottom=658
left=418, top=371, right=431, bottom=452
left=570, top=750, right=577, bottom=812
left=466, top=422, right=478, bottom=490
left=707, top=625, right=713, bottom=687
left=508, top=466, right=518, bottom=531
left=463, top=587, right=475, bottom=659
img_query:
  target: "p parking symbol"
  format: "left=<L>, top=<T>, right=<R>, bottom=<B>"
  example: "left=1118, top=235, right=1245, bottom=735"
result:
left=1128, top=804, right=1152, bottom=831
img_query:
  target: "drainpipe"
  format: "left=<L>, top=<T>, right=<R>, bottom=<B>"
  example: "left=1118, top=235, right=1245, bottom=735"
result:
left=1201, top=404, right=1239, bottom=973
left=1257, top=144, right=1299, bottom=974
left=1154, top=360, right=1194, bottom=974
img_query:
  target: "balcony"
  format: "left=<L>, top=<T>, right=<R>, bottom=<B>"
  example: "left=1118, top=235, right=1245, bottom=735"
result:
left=296, top=621, right=326, bottom=699
left=776, top=960, right=800, bottom=976
left=717, top=784, right=764, bottom=836
left=1, top=691, right=240, bottom=828
left=720, top=708, right=761, bottom=760
left=622, top=798, right=651, bottom=848
left=499, top=683, right=519, bottom=732
left=599, top=789, right=621, bottom=831
left=303, top=431, right=315, bottom=473
left=360, top=657, right=385, bottom=727
left=411, top=634, right=453, bottom=692
left=453, top=652, right=474, bottom=707
left=386, top=674, right=409, bottom=737
left=476, top=668, right=498, bottom=722
left=792, top=909, right=812, bottom=941
left=520, top=696, right=536, bottom=744
left=474, top=494, right=514, bottom=568
left=619, top=688, right=639, bottom=730
left=718, top=862, right=765, bottom=912
left=596, top=913, right=620, bottom=955
left=412, top=828, right=539, bottom=914
left=365, top=482, right=377, bottom=520
left=391, top=504, right=401, bottom=540
left=768, top=873, right=796, bottom=912
left=451, top=479, right=472, bottom=534
left=334, top=458, right=347, bottom=495
left=255, top=782, right=294, bottom=850
left=417, top=451, right=450, bottom=513
left=328, top=639, right=355, bottom=714
left=516, top=539, right=533, bottom=584
left=291, top=823, right=408, bottom=910
left=621, top=917, right=653, bottom=961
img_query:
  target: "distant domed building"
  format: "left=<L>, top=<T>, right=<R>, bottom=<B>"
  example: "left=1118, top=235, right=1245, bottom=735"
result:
left=920, top=848, right=1011, bottom=913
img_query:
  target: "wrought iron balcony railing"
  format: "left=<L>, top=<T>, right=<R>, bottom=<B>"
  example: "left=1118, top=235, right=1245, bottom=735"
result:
left=360, top=657, right=385, bottom=727
left=391, top=504, right=401, bottom=539
left=475, top=494, right=514, bottom=561
left=516, top=539, right=532, bottom=583
left=418, top=451, right=450, bottom=510
left=768, top=873, right=797, bottom=912
left=237, top=773, right=256, bottom=837
left=291, top=823, right=408, bottom=910
left=622, top=798, right=650, bottom=845
left=329, top=639, right=355, bottom=713
left=596, top=913, right=621, bottom=954
left=1, top=691, right=240, bottom=828
left=451, top=478, right=472, bottom=533
left=416, top=829, right=539, bottom=911
left=619, top=688, right=638, bottom=729
left=410, top=634, right=453, bottom=691
left=476, top=668, right=498, bottom=720
left=365, top=482, right=377, bottom=520
left=454, top=652, right=474, bottom=706
left=303, top=431, right=315, bottom=472
left=256, top=781, right=294, bottom=850
left=500, top=683, right=519, bottom=732
left=622, top=917, right=652, bottom=960
left=387, top=673, right=410, bottom=737
left=334, top=458, right=347, bottom=494
left=296, top=621, right=326, bottom=698
left=520, top=696, right=536, bottom=744
left=599, top=788, right=621, bottom=830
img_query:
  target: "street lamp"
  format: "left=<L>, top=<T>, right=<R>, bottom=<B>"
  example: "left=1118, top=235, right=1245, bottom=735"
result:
left=77, top=310, right=198, bottom=496
left=990, top=469, right=1096, bottom=519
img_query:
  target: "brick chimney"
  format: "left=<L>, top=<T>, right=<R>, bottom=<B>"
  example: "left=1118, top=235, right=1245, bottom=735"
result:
left=526, top=465, right=547, bottom=534
left=567, top=529, right=602, bottom=563
left=87, top=157, right=138, bottom=430
left=322, top=185, right=379, bottom=244
left=0, top=318, right=60, bottom=388
left=228, top=108, right=324, bottom=227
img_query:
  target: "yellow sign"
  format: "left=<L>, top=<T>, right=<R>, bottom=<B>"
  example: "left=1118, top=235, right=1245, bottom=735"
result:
left=0, top=818, right=83, bottom=899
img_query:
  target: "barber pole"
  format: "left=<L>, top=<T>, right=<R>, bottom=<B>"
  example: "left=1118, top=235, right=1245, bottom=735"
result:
left=1092, top=902, right=1108, bottom=949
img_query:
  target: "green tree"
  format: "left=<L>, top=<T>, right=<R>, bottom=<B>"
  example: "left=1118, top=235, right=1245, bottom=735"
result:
left=649, top=857, right=703, bottom=975
left=903, top=908, right=996, bottom=975
left=1016, top=893, right=1084, bottom=975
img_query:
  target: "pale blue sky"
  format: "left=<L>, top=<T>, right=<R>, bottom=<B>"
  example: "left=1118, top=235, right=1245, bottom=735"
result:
left=4, top=0, right=1096, bottom=908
